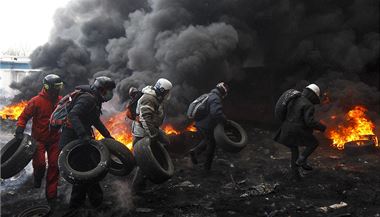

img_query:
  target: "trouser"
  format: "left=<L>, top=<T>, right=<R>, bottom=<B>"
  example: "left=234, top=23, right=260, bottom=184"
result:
left=191, top=130, right=216, bottom=170
left=132, top=137, right=146, bottom=191
left=289, top=142, right=319, bottom=169
left=33, top=141, right=60, bottom=200
left=59, top=127, right=103, bottom=208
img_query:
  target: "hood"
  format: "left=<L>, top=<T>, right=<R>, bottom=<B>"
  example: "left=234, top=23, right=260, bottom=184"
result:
left=302, top=88, right=320, bottom=104
left=75, top=85, right=102, bottom=104
left=210, top=88, right=223, bottom=98
left=38, top=88, right=59, bottom=102
left=142, top=86, right=157, bottom=97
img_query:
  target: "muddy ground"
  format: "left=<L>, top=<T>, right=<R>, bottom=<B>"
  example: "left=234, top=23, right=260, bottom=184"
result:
left=1, top=123, right=380, bottom=217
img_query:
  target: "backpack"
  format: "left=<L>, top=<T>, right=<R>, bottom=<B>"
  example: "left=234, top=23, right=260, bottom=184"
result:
left=187, top=93, right=210, bottom=121
left=125, top=91, right=143, bottom=121
left=49, top=89, right=85, bottom=128
left=274, top=89, right=301, bottom=122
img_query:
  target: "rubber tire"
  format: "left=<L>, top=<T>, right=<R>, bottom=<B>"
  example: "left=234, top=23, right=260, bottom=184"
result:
left=1, top=134, right=37, bottom=179
left=17, top=205, right=50, bottom=217
left=100, top=138, right=136, bottom=176
left=133, top=137, right=174, bottom=184
left=214, top=120, right=248, bottom=153
left=59, top=139, right=110, bottom=184
left=344, top=140, right=376, bottom=155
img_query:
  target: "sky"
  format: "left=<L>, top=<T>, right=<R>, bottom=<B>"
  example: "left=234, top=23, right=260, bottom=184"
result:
left=0, top=0, right=71, bottom=56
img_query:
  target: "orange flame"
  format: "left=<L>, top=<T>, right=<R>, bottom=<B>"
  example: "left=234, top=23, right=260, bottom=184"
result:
left=327, top=106, right=379, bottom=150
left=162, top=124, right=181, bottom=135
left=186, top=122, right=197, bottom=132
left=0, top=101, right=28, bottom=120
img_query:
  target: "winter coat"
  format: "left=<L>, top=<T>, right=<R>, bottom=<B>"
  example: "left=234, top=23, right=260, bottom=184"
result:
left=274, top=88, right=326, bottom=147
left=66, top=85, right=111, bottom=140
left=195, top=88, right=226, bottom=133
left=17, top=89, right=62, bottom=143
left=132, top=86, right=165, bottom=138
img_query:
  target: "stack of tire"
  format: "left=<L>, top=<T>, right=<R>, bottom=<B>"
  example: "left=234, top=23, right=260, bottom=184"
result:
left=1, top=134, right=37, bottom=179
left=214, top=120, right=248, bottom=153
left=59, top=139, right=136, bottom=184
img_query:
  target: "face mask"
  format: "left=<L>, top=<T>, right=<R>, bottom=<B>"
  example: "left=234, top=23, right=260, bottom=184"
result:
left=103, top=90, right=114, bottom=102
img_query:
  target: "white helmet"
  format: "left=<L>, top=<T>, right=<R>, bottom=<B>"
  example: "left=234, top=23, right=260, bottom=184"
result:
left=154, top=78, right=172, bottom=91
left=306, top=84, right=320, bottom=97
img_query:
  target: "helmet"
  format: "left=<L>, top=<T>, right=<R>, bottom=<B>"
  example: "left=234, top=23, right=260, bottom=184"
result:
left=306, top=84, right=320, bottom=97
left=92, top=76, right=116, bottom=102
left=154, top=78, right=172, bottom=97
left=43, top=74, right=63, bottom=90
left=216, top=82, right=228, bottom=97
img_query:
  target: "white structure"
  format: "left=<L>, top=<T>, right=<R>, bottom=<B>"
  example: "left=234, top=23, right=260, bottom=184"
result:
left=0, top=56, right=40, bottom=97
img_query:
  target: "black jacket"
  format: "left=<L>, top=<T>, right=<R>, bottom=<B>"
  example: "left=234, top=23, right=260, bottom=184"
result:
left=195, top=88, right=226, bottom=133
left=67, top=85, right=111, bottom=139
left=274, top=88, right=326, bottom=147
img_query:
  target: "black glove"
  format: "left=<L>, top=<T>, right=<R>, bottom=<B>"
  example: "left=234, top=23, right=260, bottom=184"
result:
left=80, top=135, right=92, bottom=145
left=15, top=126, right=25, bottom=140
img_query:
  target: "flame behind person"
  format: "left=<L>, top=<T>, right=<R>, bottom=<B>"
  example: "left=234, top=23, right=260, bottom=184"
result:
left=15, top=74, right=63, bottom=211
left=190, top=82, right=229, bottom=171
left=58, top=76, right=116, bottom=209
left=131, top=78, right=172, bottom=193
left=274, top=84, right=327, bottom=180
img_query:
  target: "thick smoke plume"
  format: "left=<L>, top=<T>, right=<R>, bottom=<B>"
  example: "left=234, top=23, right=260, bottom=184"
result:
left=10, top=0, right=379, bottom=125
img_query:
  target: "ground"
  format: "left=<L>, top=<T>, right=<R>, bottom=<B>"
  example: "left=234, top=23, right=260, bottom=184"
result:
left=1, top=123, right=380, bottom=217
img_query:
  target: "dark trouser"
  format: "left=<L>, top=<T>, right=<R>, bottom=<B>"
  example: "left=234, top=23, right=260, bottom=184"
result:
left=191, top=130, right=216, bottom=170
left=132, top=136, right=146, bottom=191
left=289, top=142, right=319, bottom=169
left=33, top=141, right=60, bottom=200
left=59, top=127, right=103, bottom=208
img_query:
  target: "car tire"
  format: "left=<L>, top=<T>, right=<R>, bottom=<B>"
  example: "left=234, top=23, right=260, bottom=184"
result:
left=133, top=137, right=174, bottom=184
left=214, top=120, right=248, bottom=153
left=59, top=139, right=110, bottom=184
left=100, top=138, right=136, bottom=176
left=1, top=134, right=36, bottom=179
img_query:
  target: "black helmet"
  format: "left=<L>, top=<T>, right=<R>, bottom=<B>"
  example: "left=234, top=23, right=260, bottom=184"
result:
left=43, top=74, right=63, bottom=90
left=92, top=76, right=116, bottom=90
left=216, top=82, right=228, bottom=97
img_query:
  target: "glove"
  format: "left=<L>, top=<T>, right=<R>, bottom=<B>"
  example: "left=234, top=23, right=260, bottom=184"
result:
left=15, top=126, right=25, bottom=140
left=80, top=135, right=92, bottom=145
left=319, top=124, right=327, bottom=132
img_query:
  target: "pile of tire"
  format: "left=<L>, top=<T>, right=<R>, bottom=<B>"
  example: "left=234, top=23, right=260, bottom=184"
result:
left=214, top=120, right=248, bottom=153
left=59, top=139, right=136, bottom=184
left=1, top=134, right=36, bottom=179
left=133, top=137, right=174, bottom=184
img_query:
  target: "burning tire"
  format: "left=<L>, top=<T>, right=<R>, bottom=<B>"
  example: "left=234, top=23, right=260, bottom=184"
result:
left=100, top=138, right=136, bottom=176
left=17, top=205, right=50, bottom=217
left=133, top=137, right=174, bottom=184
left=1, top=134, right=36, bottom=179
left=59, top=139, right=110, bottom=184
left=214, top=120, right=248, bottom=153
left=344, top=140, right=377, bottom=155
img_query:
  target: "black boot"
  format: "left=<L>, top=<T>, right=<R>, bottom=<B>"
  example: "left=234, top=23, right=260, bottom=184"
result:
left=47, top=198, right=57, bottom=214
left=132, top=168, right=147, bottom=193
left=296, top=156, right=313, bottom=171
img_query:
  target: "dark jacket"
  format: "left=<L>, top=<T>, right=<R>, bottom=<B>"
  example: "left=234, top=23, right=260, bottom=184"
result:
left=274, top=88, right=326, bottom=147
left=195, top=88, right=226, bottom=133
left=17, top=89, right=62, bottom=143
left=66, top=85, right=111, bottom=140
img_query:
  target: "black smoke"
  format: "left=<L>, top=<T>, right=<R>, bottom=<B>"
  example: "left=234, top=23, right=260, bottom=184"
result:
left=10, top=0, right=379, bottom=126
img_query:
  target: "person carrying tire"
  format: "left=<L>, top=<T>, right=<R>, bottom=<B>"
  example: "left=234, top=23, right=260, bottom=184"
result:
left=131, top=78, right=172, bottom=192
left=274, top=84, right=327, bottom=180
left=190, top=82, right=229, bottom=171
left=59, top=76, right=115, bottom=209
left=15, top=74, right=63, bottom=210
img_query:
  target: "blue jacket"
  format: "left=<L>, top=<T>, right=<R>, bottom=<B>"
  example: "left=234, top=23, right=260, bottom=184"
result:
left=195, top=88, right=226, bottom=133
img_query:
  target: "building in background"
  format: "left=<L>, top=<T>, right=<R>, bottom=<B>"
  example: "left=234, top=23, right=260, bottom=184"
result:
left=0, top=56, right=40, bottom=98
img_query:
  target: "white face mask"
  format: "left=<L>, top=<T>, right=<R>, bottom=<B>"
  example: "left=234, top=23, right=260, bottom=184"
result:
left=103, top=90, right=114, bottom=102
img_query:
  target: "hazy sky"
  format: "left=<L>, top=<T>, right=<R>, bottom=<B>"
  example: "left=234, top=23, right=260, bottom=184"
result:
left=0, top=0, right=71, bottom=56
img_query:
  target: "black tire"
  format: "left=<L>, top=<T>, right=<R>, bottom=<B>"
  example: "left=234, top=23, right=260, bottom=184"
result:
left=100, top=138, right=136, bottom=176
left=17, top=205, right=50, bottom=217
left=59, top=139, right=110, bottom=184
left=214, top=120, right=248, bottom=153
left=344, top=140, right=377, bottom=155
left=1, top=134, right=36, bottom=179
left=133, top=137, right=174, bottom=184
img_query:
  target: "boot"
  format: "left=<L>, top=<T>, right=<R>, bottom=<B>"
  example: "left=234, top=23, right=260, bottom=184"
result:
left=290, top=167, right=301, bottom=181
left=189, top=151, right=198, bottom=165
left=296, top=156, right=313, bottom=171
left=47, top=198, right=57, bottom=214
left=132, top=168, right=147, bottom=193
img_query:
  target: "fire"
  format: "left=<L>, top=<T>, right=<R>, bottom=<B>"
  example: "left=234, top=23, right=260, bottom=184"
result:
left=95, top=111, right=133, bottom=150
left=162, top=124, right=181, bottom=135
left=0, top=101, right=28, bottom=120
left=327, top=106, right=379, bottom=150
left=95, top=111, right=197, bottom=150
